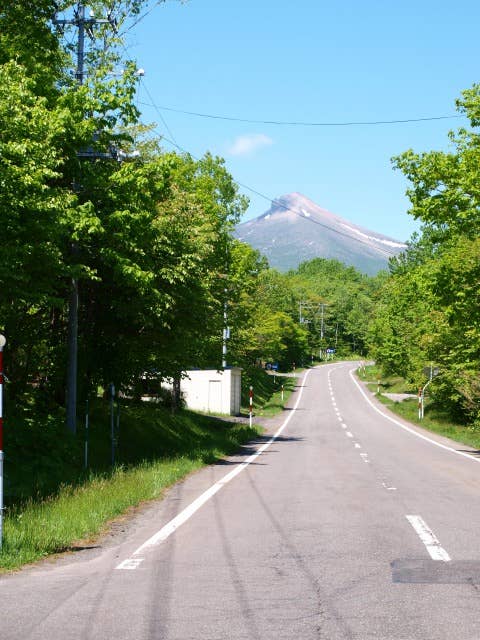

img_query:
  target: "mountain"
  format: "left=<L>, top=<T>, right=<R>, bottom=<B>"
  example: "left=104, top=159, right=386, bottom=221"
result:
left=233, top=193, right=407, bottom=275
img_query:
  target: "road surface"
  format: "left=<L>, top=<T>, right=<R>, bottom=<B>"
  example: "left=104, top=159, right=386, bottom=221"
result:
left=2, top=362, right=480, bottom=639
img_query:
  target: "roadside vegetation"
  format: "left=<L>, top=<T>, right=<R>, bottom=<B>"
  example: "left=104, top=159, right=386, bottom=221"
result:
left=358, top=365, right=480, bottom=451
left=0, top=396, right=261, bottom=571
left=365, top=85, right=480, bottom=432
left=1, top=366, right=301, bottom=571
left=242, top=367, right=298, bottom=418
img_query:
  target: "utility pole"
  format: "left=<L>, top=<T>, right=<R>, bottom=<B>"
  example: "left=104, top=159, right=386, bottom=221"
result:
left=320, top=303, right=326, bottom=341
left=222, top=295, right=229, bottom=369
left=54, top=4, right=114, bottom=434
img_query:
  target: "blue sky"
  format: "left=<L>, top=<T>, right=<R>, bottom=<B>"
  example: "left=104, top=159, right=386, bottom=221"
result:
left=122, top=0, right=479, bottom=241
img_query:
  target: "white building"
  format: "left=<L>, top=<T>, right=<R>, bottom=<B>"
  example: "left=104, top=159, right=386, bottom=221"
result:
left=180, top=368, right=242, bottom=415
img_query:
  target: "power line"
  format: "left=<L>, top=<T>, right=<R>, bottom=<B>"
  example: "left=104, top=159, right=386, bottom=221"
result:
left=148, top=126, right=400, bottom=257
left=116, top=31, right=403, bottom=257
left=120, top=1, right=166, bottom=36
left=138, top=102, right=464, bottom=127
left=139, top=80, right=178, bottom=146
left=117, top=37, right=178, bottom=146
left=232, top=182, right=401, bottom=258
left=120, top=0, right=189, bottom=38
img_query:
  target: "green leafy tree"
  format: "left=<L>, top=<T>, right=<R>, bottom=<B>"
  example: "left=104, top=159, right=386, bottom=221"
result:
left=369, top=85, right=480, bottom=424
left=0, top=60, right=77, bottom=399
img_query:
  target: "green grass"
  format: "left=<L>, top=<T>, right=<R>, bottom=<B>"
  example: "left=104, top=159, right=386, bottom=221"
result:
left=356, top=365, right=480, bottom=450
left=357, top=363, right=415, bottom=394
left=241, top=367, right=298, bottom=418
left=0, top=400, right=260, bottom=571
left=1, top=459, right=201, bottom=569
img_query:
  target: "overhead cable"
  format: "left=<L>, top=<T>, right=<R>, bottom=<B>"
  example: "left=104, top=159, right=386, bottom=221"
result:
left=139, top=102, right=464, bottom=128
left=152, top=128, right=400, bottom=257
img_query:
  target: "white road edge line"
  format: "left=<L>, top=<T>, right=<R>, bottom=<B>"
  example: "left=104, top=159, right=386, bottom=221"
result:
left=349, top=368, right=480, bottom=465
left=116, top=368, right=313, bottom=570
left=406, top=515, right=451, bottom=562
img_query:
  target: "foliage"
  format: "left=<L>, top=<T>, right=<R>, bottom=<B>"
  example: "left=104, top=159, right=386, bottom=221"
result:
left=369, top=85, right=480, bottom=426
left=0, top=3, right=249, bottom=409
left=0, top=0, right=383, bottom=433
left=287, top=258, right=380, bottom=357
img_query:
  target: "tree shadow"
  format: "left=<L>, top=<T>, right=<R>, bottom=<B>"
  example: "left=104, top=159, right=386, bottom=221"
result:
left=213, top=434, right=305, bottom=466
left=456, top=449, right=480, bottom=457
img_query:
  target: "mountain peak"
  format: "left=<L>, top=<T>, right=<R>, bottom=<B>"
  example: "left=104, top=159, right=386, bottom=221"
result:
left=264, top=193, right=344, bottom=223
left=235, top=193, right=406, bottom=275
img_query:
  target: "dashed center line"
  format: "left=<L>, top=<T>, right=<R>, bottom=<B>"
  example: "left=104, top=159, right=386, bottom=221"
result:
left=329, top=367, right=398, bottom=489
left=381, top=482, right=397, bottom=491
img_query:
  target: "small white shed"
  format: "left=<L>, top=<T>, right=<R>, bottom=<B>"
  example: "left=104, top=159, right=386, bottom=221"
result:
left=181, top=368, right=242, bottom=416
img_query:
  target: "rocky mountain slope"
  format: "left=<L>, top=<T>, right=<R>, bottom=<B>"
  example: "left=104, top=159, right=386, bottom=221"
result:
left=234, top=193, right=406, bottom=275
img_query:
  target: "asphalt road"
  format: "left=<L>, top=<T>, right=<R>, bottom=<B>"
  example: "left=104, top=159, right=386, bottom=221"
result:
left=2, top=362, right=480, bottom=640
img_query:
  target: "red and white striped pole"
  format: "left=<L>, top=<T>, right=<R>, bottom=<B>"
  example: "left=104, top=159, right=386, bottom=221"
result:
left=249, top=386, right=253, bottom=428
left=0, top=334, right=6, bottom=550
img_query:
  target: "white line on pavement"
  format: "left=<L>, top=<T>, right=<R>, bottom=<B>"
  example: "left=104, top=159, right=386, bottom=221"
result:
left=116, top=368, right=313, bottom=570
left=116, top=558, right=144, bottom=570
left=406, top=515, right=451, bottom=562
left=381, top=482, right=397, bottom=491
left=349, top=368, right=480, bottom=465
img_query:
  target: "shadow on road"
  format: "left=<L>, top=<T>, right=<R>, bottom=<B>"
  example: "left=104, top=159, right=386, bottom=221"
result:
left=213, top=434, right=305, bottom=467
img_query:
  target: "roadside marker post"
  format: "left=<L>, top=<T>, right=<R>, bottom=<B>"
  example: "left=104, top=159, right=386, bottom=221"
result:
left=249, top=386, right=253, bottom=428
left=281, top=384, right=284, bottom=402
left=419, top=365, right=436, bottom=420
left=0, top=334, right=6, bottom=550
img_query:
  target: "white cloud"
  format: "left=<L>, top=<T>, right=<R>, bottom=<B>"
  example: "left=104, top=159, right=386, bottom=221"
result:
left=228, top=133, right=273, bottom=156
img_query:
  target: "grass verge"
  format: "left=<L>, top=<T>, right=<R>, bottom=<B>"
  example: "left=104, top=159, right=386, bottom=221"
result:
left=241, top=367, right=298, bottom=418
left=356, top=364, right=480, bottom=450
left=0, top=403, right=260, bottom=572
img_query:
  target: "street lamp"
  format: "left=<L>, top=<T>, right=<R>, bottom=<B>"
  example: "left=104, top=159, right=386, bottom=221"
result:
left=0, top=333, right=6, bottom=549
